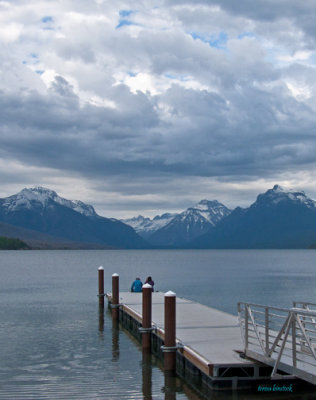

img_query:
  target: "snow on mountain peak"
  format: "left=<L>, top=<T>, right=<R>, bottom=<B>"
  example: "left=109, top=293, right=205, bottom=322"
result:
left=256, top=185, right=315, bottom=208
left=182, top=199, right=231, bottom=225
left=20, top=186, right=58, bottom=202
left=271, top=184, right=285, bottom=192
left=2, top=187, right=97, bottom=217
left=70, top=200, right=97, bottom=217
left=194, top=199, right=220, bottom=211
left=122, top=213, right=176, bottom=237
left=271, top=184, right=303, bottom=195
left=3, top=187, right=55, bottom=211
left=195, top=200, right=210, bottom=211
left=123, top=200, right=231, bottom=238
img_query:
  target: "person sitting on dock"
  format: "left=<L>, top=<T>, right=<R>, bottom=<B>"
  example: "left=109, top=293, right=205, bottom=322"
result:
left=145, top=276, right=154, bottom=291
left=131, top=277, right=143, bottom=292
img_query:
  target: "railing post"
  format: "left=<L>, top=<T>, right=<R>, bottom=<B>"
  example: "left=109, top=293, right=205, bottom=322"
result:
left=265, top=307, right=269, bottom=355
left=112, top=273, right=119, bottom=321
left=292, top=310, right=297, bottom=367
left=141, top=283, right=153, bottom=353
left=163, top=291, right=176, bottom=373
left=98, top=266, right=104, bottom=308
left=245, top=305, right=249, bottom=352
left=271, top=313, right=293, bottom=377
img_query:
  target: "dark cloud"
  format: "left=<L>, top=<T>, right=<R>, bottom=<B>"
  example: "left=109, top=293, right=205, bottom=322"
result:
left=1, top=0, right=316, bottom=216
left=1, top=73, right=316, bottom=189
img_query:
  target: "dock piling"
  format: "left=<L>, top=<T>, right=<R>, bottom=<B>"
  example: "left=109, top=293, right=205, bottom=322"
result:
left=141, top=283, right=153, bottom=353
left=98, top=266, right=104, bottom=308
left=163, top=291, right=176, bottom=373
left=112, top=273, right=119, bottom=321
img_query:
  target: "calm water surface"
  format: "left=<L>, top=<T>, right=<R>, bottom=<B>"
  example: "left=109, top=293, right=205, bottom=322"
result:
left=1, top=249, right=316, bottom=399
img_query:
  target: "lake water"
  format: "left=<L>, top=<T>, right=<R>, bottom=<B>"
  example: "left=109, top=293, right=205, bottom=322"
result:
left=1, top=249, right=316, bottom=399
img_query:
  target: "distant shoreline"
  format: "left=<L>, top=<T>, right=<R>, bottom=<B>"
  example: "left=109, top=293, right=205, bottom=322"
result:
left=0, top=236, right=30, bottom=250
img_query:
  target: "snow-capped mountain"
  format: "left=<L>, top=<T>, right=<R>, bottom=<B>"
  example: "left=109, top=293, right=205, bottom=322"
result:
left=2, top=187, right=98, bottom=217
left=185, top=199, right=231, bottom=225
left=0, top=187, right=147, bottom=249
left=254, top=184, right=316, bottom=209
left=148, top=200, right=231, bottom=247
left=191, top=185, right=316, bottom=249
left=122, top=213, right=177, bottom=239
left=3, top=184, right=316, bottom=249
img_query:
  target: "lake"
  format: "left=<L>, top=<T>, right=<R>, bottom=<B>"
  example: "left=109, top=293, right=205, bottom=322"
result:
left=1, top=249, right=316, bottom=399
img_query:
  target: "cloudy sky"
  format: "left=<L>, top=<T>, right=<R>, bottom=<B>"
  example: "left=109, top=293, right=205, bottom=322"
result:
left=1, top=0, right=316, bottom=218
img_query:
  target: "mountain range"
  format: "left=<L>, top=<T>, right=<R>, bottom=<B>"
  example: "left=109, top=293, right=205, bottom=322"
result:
left=122, top=213, right=177, bottom=240
left=142, top=200, right=231, bottom=247
left=0, top=187, right=147, bottom=249
left=123, top=185, right=316, bottom=249
left=122, top=199, right=231, bottom=246
left=1, top=185, right=316, bottom=249
left=190, top=185, right=316, bottom=249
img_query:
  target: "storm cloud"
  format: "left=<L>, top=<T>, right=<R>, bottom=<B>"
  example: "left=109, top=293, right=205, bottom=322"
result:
left=1, top=0, right=316, bottom=217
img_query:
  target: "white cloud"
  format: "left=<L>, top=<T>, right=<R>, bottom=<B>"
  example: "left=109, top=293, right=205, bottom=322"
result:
left=1, top=0, right=316, bottom=217
left=279, top=50, right=313, bottom=63
left=0, top=22, right=23, bottom=42
left=286, top=81, right=312, bottom=100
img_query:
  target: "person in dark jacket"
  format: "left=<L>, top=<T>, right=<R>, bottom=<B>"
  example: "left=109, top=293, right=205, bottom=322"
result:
left=131, top=277, right=143, bottom=292
left=145, top=276, right=154, bottom=291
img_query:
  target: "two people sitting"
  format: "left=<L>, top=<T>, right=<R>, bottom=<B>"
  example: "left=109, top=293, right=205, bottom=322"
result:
left=131, top=276, right=154, bottom=292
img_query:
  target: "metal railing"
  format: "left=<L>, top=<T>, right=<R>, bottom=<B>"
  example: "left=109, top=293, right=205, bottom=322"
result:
left=238, top=302, right=316, bottom=385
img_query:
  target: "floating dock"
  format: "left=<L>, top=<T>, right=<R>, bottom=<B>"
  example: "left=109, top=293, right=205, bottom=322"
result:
left=106, top=291, right=304, bottom=392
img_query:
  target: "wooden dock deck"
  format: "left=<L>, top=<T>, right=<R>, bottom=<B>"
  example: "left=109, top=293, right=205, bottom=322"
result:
left=119, top=292, right=247, bottom=367
left=107, top=291, right=302, bottom=391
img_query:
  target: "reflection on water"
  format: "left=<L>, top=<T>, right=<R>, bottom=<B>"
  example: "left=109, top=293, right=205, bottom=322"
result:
left=142, top=353, right=152, bottom=400
left=98, top=307, right=104, bottom=335
left=104, top=306, right=204, bottom=400
left=111, top=318, right=120, bottom=362
left=164, top=373, right=177, bottom=400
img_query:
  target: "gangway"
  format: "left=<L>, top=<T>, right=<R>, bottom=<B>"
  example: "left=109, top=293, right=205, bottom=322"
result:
left=238, top=301, right=316, bottom=385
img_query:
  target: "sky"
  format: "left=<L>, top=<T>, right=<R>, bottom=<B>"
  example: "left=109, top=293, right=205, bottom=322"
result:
left=1, top=0, right=316, bottom=218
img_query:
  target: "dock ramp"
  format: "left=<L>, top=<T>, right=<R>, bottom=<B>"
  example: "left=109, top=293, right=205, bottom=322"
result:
left=238, top=301, right=316, bottom=385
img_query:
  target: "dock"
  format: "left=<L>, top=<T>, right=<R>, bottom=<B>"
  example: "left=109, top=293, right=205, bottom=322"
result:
left=106, top=291, right=302, bottom=392
left=98, top=270, right=315, bottom=394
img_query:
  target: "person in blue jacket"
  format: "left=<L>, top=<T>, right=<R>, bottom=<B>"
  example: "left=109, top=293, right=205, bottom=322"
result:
left=131, top=277, right=143, bottom=292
